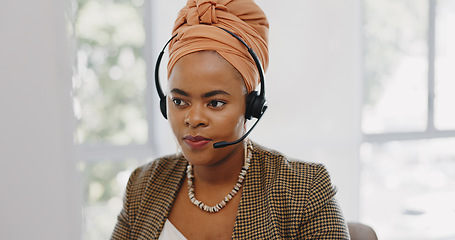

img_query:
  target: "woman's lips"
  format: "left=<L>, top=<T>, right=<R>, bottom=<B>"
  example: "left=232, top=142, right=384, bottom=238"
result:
left=183, top=135, right=211, bottom=149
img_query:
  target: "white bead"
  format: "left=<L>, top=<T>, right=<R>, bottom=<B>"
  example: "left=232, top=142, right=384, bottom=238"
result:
left=186, top=143, right=252, bottom=213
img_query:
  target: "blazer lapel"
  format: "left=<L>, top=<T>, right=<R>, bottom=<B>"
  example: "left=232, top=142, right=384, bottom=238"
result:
left=232, top=143, right=305, bottom=239
left=133, top=156, right=187, bottom=240
left=232, top=145, right=280, bottom=239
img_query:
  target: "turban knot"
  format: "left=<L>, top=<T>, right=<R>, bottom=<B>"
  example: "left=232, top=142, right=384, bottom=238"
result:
left=186, top=0, right=228, bottom=25
left=168, top=0, right=269, bottom=93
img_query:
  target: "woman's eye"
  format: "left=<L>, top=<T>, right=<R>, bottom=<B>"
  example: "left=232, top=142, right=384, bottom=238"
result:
left=172, top=98, right=187, bottom=106
left=208, top=100, right=226, bottom=108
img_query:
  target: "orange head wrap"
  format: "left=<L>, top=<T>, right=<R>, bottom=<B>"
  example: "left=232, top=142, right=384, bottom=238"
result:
left=167, top=0, right=269, bottom=93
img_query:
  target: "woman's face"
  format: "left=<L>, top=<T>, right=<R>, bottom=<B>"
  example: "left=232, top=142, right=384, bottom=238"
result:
left=167, top=51, right=247, bottom=166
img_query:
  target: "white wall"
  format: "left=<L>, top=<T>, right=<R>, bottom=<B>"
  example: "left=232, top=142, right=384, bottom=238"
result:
left=0, top=1, right=81, bottom=240
left=152, top=0, right=363, bottom=221
left=257, top=0, right=363, bottom=221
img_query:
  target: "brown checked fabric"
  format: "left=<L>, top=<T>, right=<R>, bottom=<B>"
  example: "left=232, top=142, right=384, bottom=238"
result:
left=111, top=143, right=350, bottom=239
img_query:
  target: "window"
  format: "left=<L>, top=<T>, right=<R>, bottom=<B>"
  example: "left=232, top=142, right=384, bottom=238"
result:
left=74, top=0, right=147, bottom=146
left=361, top=0, right=455, bottom=239
left=72, top=0, right=150, bottom=239
left=72, top=0, right=184, bottom=238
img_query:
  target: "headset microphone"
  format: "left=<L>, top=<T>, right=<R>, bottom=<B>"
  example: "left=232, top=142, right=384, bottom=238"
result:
left=155, top=28, right=267, bottom=149
left=212, top=106, right=267, bottom=148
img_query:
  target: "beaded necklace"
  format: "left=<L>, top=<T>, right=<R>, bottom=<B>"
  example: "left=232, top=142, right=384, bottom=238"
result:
left=186, top=141, right=252, bottom=213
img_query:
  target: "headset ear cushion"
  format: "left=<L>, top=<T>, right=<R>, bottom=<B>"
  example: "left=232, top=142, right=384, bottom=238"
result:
left=160, top=97, right=167, bottom=119
left=252, top=96, right=267, bottom=119
left=245, top=92, right=256, bottom=120
left=246, top=91, right=267, bottom=120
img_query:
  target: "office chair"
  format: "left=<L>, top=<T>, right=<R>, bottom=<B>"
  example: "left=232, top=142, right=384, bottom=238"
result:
left=347, top=222, right=378, bottom=240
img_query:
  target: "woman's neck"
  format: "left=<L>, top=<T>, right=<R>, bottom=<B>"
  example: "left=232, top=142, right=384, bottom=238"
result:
left=192, top=145, right=245, bottom=188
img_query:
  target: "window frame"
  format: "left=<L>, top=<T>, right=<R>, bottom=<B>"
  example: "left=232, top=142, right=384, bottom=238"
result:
left=362, top=0, right=455, bottom=144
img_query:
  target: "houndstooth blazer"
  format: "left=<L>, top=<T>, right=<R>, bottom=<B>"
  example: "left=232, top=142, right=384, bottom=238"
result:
left=111, top=143, right=350, bottom=239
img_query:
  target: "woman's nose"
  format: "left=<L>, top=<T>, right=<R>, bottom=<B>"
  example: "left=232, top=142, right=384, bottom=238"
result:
left=185, top=105, right=208, bottom=128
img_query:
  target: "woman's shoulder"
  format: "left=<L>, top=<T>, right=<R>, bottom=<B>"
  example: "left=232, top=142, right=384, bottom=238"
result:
left=252, top=142, right=332, bottom=180
left=249, top=142, right=339, bottom=227
left=252, top=142, right=336, bottom=200
left=136, top=154, right=184, bottom=171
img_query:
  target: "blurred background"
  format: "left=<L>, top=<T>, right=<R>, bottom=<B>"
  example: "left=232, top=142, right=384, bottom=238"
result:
left=1, top=0, right=454, bottom=239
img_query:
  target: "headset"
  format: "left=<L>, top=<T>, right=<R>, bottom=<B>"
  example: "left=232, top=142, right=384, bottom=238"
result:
left=154, top=28, right=267, bottom=148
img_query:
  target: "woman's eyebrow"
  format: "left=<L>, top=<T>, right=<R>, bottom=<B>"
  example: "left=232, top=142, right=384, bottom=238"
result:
left=202, top=90, right=230, bottom=98
left=170, top=88, right=189, bottom=96
left=170, top=89, right=230, bottom=98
